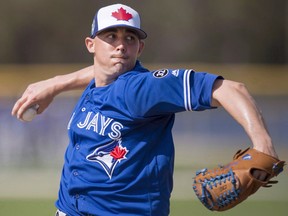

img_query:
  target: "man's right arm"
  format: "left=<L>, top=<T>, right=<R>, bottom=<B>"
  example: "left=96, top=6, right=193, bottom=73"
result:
left=11, top=65, right=93, bottom=120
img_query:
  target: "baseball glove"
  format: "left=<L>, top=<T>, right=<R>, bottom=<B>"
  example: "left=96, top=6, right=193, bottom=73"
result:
left=192, top=148, right=285, bottom=211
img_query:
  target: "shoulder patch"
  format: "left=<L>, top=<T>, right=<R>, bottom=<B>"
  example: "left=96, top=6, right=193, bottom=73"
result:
left=153, top=69, right=169, bottom=78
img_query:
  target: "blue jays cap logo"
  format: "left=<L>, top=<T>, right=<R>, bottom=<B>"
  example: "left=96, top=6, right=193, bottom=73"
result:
left=86, top=139, right=128, bottom=179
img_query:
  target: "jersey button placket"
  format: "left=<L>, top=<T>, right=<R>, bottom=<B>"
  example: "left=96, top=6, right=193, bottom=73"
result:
left=75, top=143, right=80, bottom=150
left=85, top=94, right=90, bottom=101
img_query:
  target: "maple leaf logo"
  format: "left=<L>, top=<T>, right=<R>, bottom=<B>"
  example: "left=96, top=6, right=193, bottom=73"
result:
left=110, top=145, right=128, bottom=160
left=111, top=7, right=133, bottom=21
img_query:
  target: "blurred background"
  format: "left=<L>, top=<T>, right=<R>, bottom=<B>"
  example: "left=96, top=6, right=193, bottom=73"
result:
left=1, top=0, right=288, bottom=64
left=0, top=0, right=287, bottom=215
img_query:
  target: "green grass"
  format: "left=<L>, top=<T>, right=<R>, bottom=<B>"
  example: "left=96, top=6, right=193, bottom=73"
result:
left=170, top=200, right=287, bottom=216
left=0, top=199, right=287, bottom=216
left=0, top=199, right=56, bottom=216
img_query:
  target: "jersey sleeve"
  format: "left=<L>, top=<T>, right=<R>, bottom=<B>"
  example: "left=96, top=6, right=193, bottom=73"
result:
left=124, top=69, right=223, bottom=117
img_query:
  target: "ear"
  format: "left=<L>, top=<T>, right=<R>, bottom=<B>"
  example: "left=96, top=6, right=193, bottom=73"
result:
left=85, top=37, right=95, bottom=53
left=137, top=40, right=145, bottom=57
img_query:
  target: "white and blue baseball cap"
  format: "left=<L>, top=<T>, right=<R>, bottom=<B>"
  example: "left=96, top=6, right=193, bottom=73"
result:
left=91, top=4, right=147, bottom=39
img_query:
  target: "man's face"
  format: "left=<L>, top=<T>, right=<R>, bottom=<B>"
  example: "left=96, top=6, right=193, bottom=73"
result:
left=86, top=27, right=145, bottom=85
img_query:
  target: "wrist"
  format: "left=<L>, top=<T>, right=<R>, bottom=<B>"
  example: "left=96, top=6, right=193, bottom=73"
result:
left=252, top=139, right=278, bottom=159
left=52, top=73, right=79, bottom=95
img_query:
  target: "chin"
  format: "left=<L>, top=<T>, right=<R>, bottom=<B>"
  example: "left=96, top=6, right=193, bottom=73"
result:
left=114, top=63, right=129, bottom=73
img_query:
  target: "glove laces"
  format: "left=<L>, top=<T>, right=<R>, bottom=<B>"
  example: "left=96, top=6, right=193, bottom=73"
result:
left=193, top=168, right=241, bottom=210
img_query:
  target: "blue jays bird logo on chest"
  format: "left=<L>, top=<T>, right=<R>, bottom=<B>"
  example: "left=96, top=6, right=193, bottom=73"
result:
left=86, top=139, right=128, bottom=179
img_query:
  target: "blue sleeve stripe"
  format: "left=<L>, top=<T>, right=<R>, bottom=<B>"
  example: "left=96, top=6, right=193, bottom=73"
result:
left=183, top=69, right=193, bottom=111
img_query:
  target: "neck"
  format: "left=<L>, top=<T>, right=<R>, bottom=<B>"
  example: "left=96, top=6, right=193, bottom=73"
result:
left=94, top=75, right=115, bottom=87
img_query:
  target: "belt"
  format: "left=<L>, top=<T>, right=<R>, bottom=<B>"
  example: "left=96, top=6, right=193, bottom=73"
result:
left=56, top=209, right=95, bottom=216
left=55, top=209, right=67, bottom=216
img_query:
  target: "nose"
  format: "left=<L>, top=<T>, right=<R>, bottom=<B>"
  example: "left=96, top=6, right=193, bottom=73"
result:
left=116, top=38, right=127, bottom=53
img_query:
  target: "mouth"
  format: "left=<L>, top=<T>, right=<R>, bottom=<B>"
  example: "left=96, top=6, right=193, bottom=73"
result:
left=112, top=54, right=128, bottom=60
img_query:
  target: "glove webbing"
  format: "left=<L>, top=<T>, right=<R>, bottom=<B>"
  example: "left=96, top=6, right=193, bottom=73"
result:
left=193, top=168, right=240, bottom=210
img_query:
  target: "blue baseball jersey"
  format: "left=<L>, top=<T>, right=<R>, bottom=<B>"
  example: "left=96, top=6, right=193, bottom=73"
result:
left=56, top=61, right=222, bottom=216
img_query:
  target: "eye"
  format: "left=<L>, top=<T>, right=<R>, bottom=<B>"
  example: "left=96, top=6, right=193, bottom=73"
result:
left=126, top=35, right=137, bottom=43
left=107, top=33, right=117, bottom=40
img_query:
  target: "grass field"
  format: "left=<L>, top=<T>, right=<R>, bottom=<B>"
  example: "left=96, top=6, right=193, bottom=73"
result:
left=0, top=199, right=287, bottom=216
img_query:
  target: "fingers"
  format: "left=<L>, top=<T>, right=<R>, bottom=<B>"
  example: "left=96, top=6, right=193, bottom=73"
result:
left=252, top=169, right=270, bottom=182
left=12, top=97, right=37, bottom=120
left=11, top=78, right=58, bottom=121
left=11, top=97, right=25, bottom=117
left=11, top=86, right=39, bottom=119
left=11, top=94, right=28, bottom=119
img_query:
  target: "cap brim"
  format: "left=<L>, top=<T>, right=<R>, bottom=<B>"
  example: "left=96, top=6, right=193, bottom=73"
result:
left=92, top=25, right=147, bottom=39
